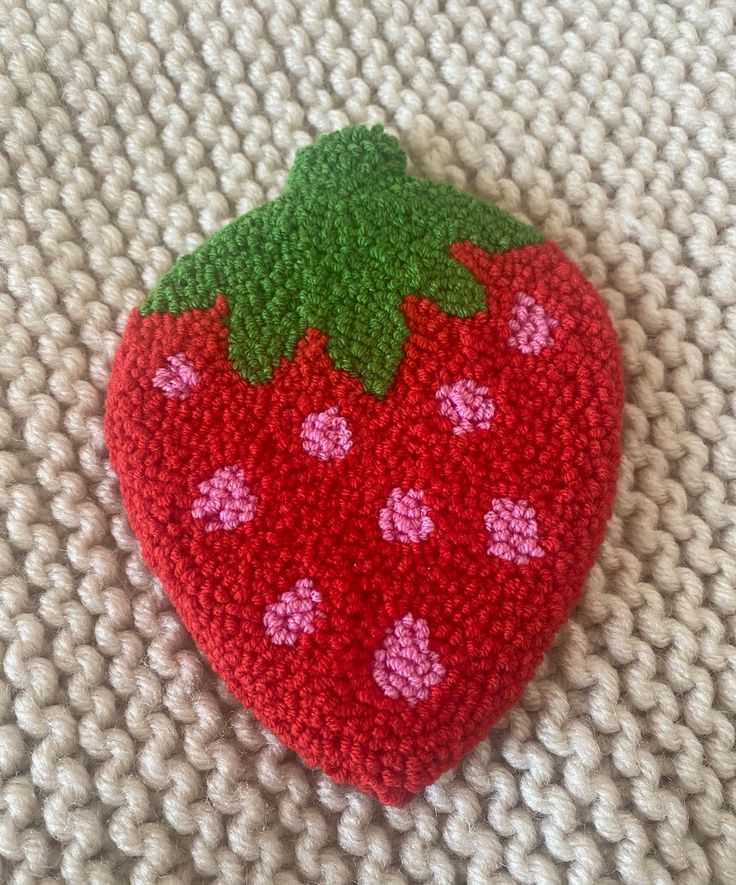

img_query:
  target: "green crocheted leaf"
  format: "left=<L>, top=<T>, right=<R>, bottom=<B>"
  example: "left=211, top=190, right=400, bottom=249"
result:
left=141, top=125, right=543, bottom=397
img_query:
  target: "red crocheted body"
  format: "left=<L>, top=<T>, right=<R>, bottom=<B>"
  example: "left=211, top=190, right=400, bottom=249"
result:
left=105, top=241, right=622, bottom=805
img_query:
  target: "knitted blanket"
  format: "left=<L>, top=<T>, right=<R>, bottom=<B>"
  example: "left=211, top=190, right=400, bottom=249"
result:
left=1, top=1, right=734, bottom=882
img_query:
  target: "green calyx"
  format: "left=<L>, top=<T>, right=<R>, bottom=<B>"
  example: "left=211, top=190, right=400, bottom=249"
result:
left=141, top=125, right=543, bottom=397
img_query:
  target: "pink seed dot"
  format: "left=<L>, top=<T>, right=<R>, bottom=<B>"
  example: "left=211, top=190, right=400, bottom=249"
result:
left=152, top=353, right=199, bottom=400
left=508, top=292, right=559, bottom=355
left=301, top=406, right=353, bottom=461
left=436, top=379, right=495, bottom=435
left=372, top=613, right=445, bottom=705
left=379, top=488, right=434, bottom=543
left=484, top=497, right=545, bottom=564
left=191, top=465, right=258, bottom=532
left=264, top=578, right=322, bottom=646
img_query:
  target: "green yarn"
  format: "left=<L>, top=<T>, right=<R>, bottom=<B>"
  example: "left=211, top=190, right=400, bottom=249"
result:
left=141, top=125, right=543, bottom=397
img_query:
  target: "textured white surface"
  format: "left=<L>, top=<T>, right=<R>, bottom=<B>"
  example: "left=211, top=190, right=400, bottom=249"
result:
left=1, top=0, right=736, bottom=882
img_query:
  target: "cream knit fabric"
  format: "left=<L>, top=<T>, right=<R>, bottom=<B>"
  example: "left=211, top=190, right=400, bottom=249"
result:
left=1, top=1, right=735, bottom=882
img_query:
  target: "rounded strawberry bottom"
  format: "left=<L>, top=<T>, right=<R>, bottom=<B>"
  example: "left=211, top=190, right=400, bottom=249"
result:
left=105, top=241, right=622, bottom=804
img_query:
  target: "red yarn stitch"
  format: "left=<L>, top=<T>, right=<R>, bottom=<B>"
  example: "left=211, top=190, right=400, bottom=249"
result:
left=105, top=241, right=623, bottom=806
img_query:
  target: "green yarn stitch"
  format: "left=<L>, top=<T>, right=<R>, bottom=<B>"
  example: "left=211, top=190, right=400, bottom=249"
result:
left=141, top=125, right=543, bottom=397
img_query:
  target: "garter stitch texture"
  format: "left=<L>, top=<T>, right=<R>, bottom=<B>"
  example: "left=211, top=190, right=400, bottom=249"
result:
left=2, top=0, right=736, bottom=881
left=105, top=125, right=624, bottom=804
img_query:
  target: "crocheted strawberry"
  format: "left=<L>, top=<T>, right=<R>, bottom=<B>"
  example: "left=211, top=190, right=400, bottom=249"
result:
left=105, top=126, right=623, bottom=805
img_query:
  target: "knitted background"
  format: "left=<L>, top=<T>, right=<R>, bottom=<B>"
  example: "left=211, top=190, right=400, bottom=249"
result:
left=1, top=0, right=735, bottom=882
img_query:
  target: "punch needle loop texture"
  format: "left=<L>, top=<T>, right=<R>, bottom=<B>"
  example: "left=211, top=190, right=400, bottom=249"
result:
left=105, top=125, right=623, bottom=806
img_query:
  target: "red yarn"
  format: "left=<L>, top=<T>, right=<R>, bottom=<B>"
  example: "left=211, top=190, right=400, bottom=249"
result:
left=105, top=241, right=623, bottom=805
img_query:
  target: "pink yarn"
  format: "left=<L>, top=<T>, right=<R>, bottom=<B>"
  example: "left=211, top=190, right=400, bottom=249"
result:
left=191, top=465, right=258, bottom=532
left=152, top=353, right=200, bottom=399
left=379, top=488, right=434, bottom=543
left=372, top=614, right=445, bottom=705
left=508, top=293, right=559, bottom=355
left=484, top=497, right=545, bottom=564
left=436, top=378, right=495, bottom=435
left=301, top=406, right=353, bottom=461
left=264, top=578, right=322, bottom=646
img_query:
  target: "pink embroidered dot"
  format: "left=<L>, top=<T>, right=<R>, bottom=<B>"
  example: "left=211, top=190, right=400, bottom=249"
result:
left=264, top=578, right=322, bottom=646
left=436, top=379, right=495, bottom=435
left=191, top=465, right=258, bottom=532
left=508, top=292, right=559, bottom=355
left=484, top=497, right=545, bottom=565
left=372, top=613, right=445, bottom=706
left=379, top=488, right=434, bottom=543
left=152, top=353, right=200, bottom=400
left=301, top=406, right=353, bottom=461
